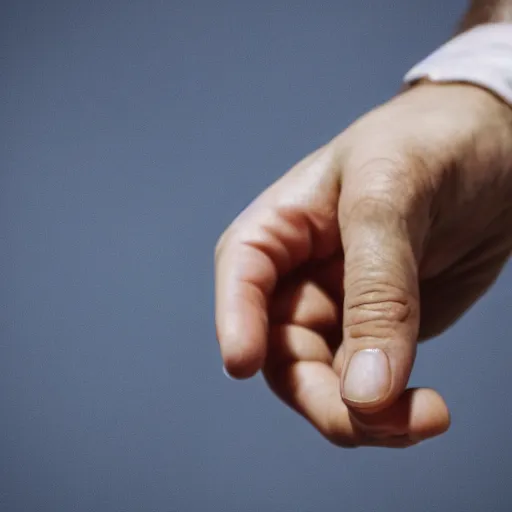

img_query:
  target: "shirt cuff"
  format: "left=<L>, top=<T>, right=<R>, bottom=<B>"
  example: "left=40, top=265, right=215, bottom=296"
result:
left=404, top=23, right=512, bottom=106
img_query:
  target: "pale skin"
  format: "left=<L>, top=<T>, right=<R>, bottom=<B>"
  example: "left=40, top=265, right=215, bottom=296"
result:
left=215, top=1, right=512, bottom=448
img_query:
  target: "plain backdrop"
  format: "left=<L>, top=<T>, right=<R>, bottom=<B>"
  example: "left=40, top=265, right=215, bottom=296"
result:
left=1, top=1, right=512, bottom=511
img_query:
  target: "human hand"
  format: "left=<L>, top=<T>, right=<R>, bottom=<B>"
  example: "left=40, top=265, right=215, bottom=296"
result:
left=215, top=82, right=512, bottom=447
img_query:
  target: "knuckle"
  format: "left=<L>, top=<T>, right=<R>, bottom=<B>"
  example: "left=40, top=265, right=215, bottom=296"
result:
left=344, top=281, right=413, bottom=340
left=214, top=229, right=230, bottom=261
left=214, top=212, right=251, bottom=263
left=342, top=194, right=398, bottom=229
left=351, top=156, right=410, bottom=196
left=341, top=154, right=432, bottom=226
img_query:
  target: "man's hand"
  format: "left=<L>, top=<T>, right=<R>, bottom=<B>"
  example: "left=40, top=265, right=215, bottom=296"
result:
left=215, top=82, right=512, bottom=447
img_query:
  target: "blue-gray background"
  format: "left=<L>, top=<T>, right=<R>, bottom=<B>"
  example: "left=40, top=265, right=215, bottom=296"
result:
left=2, top=1, right=511, bottom=511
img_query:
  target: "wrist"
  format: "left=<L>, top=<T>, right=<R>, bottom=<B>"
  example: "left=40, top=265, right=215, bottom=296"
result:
left=407, top=80, right=512, bottom=143
left=409, top=78, right=512, bottom=113
left=397, top=81, right=512, bottom=184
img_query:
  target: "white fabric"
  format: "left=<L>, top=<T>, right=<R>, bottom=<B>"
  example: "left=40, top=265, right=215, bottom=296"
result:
left=404, top=23, right=512, bottom=106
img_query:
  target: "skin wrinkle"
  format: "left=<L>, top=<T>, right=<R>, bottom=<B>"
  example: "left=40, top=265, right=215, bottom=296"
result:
left=344, top=252, right=415, bottom=291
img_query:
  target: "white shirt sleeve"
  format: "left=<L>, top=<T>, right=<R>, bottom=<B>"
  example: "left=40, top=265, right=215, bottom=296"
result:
left=404, top=23, right=512, bottom=106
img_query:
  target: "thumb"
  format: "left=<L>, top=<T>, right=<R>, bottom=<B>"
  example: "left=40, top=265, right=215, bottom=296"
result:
left=339, top=187, right=426, bottom=413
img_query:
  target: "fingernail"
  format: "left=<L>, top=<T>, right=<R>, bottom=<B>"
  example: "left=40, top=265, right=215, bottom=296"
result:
left=342, top=349, right=390, bottom=403
left=222, top=365, right=236, bottom=380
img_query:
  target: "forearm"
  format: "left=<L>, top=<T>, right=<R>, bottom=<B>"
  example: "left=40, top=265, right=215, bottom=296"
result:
left=458, top=0, right=512, bottom=32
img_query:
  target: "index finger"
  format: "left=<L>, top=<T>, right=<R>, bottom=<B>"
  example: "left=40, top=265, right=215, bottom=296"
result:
left=215, top=197, right=315, bottom=378
left=215, top=226, right=277, bottom=378
left=215, top=147, right=341, bottom=378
